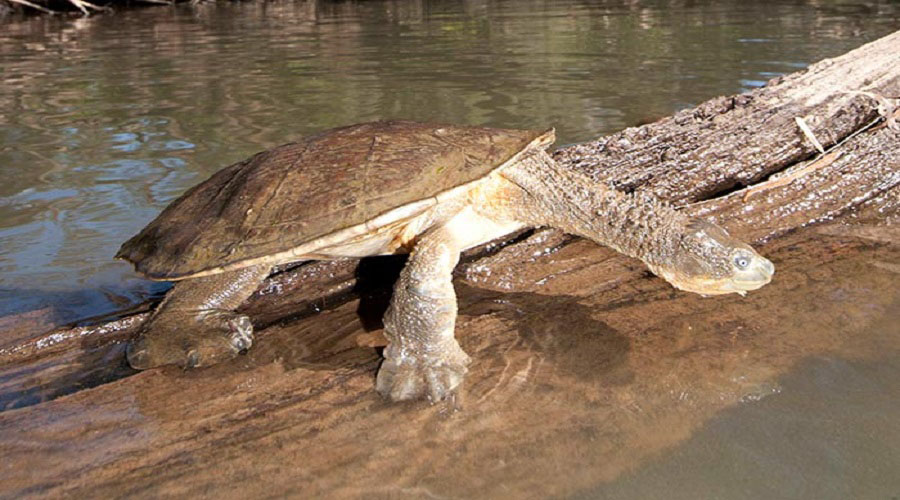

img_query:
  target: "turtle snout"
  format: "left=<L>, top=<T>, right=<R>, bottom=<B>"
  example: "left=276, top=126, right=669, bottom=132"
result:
left=732, top=256, right=775, bottom=291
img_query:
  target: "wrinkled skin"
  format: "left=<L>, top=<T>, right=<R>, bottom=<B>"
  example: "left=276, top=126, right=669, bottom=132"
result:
left=122, top=121, right=774, bottom=403
left=656, top=219, right=775, bottom=296
left=497, top=153, right=774, bottom=298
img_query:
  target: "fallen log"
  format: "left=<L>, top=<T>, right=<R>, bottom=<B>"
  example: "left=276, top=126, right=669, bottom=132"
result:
left=0, top=30, right=898, bottom=499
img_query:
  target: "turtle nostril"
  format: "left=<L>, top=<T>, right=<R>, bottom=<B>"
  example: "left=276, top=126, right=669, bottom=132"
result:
left=762, top=258, right=775, bottom=276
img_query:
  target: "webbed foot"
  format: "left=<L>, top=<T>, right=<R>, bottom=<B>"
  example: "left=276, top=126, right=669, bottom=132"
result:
left=127, top=310, right=254, bottom=370
left=375, top=341, right=470, bottom=402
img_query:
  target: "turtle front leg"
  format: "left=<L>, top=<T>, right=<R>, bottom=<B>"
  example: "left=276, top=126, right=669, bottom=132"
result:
left=376, top=224, right=470, bottom=402
left=127, top=265, right=270, bottom=370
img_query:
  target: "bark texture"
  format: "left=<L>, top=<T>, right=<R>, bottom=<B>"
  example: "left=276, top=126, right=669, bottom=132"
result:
left=1, top=30, right=899, bottom=499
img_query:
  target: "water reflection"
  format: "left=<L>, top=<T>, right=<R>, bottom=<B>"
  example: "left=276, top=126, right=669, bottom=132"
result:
left=2, top=0, right=899, bottom=323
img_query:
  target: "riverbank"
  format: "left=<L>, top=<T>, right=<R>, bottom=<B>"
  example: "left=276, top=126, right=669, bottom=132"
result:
left=1, top=0, right=187, bottom=16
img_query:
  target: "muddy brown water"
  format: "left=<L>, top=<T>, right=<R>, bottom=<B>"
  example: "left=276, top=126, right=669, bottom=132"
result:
left=1, top=1, right=900, bottom=498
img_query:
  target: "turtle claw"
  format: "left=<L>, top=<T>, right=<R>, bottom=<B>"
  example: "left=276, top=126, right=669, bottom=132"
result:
left=375, top=344, right=470, bottom=403
left=126, top=311, right=254, bottom=370
left=125, top=339, right=153, bottom=370
left=225, top=315, right=254, bottom=352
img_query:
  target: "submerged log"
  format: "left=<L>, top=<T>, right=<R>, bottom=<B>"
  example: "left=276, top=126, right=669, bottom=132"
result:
left=1, top=31, right=899, bottom=499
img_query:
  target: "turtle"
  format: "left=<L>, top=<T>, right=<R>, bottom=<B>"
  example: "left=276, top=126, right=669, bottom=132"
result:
left=118, top=120, right=774, bottom=402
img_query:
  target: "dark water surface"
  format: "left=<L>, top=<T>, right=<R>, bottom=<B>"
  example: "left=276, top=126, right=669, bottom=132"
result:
left=1, top=1, right=900, bottom=498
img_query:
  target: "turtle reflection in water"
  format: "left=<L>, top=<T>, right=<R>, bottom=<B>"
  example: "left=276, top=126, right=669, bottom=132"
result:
left=118, top=121, right=774, bottom=402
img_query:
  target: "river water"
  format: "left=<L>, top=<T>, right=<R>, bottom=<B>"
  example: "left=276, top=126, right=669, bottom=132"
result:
left=0, top=1, right=899, bottom=498
left=2, top=0, right=898, bottom=322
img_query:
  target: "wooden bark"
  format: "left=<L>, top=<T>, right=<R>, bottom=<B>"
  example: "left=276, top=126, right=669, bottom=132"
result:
left=1, top=31, right=899, bottom=499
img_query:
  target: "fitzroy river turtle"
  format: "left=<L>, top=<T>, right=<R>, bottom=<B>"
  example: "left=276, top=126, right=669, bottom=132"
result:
left=118, top=121, right=774, bottom=402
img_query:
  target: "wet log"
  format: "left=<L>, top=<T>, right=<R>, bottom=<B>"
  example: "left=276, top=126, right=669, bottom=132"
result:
left=1, top=31, right=899, bottom=499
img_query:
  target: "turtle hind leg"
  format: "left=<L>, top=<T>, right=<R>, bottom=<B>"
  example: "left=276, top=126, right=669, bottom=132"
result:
left=376, top=223, right=470, bottom=402
left=127, top=265, right=270, bottom=370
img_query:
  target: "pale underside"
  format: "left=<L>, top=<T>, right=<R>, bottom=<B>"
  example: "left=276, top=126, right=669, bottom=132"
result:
left=306, top=176, right=527, bottom=260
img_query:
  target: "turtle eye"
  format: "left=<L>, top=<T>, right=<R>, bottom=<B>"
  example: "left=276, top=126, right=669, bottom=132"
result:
left=733, top=255, right=750, bottom=269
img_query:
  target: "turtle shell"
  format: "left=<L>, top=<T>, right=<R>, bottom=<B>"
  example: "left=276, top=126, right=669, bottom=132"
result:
left=117, top=120, right=553, bottom=280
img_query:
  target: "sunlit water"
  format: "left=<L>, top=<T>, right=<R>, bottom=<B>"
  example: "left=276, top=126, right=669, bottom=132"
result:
left=1, top=1, right=899, bottom=497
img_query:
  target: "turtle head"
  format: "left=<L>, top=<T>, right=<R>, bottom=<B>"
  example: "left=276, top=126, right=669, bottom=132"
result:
left=653, top=219, right=774, bottom=296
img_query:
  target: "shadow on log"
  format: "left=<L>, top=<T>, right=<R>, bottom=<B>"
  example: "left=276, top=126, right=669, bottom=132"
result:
left=0, top=30, right=899, bottom=499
